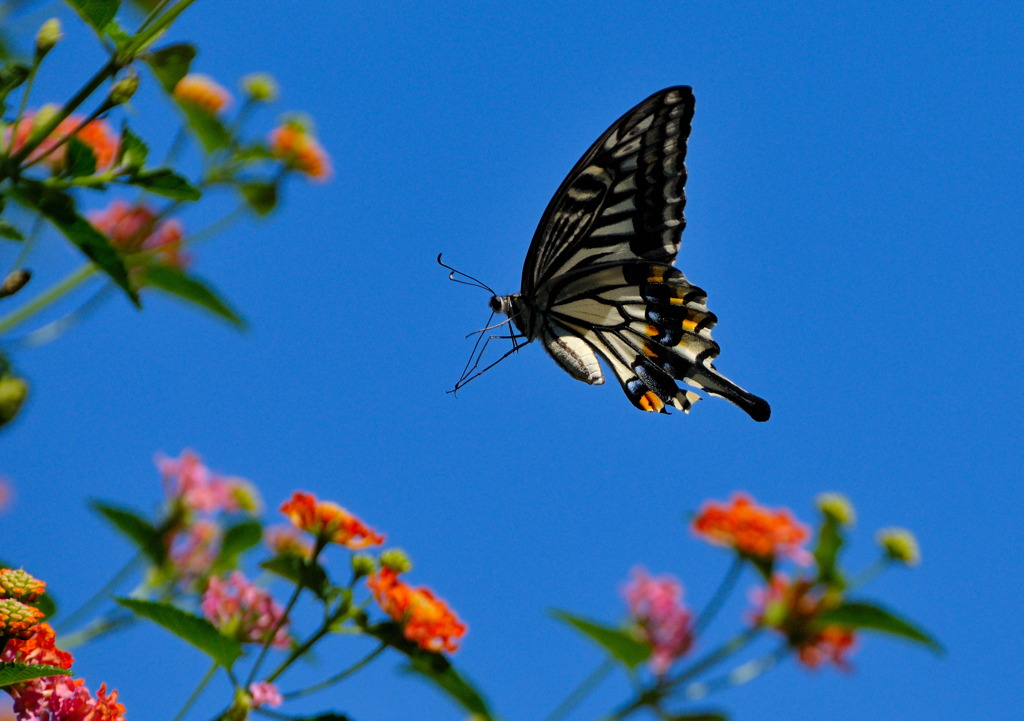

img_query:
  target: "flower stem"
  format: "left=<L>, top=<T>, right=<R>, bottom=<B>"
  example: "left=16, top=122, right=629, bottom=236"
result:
left=21, top=99, right=115, bottom=171
left=170, top=661, right=218, bottom=721
left=283, top=642, right=387, bottom=699
left=663, top=625, right=762, bottom=691
left=126, top=0, right=199, bottom=56
left=693, top=556, right=744, bottom=636
left=849, top=557, right=891, bottom=590
left=59, top=609, right=137, bottom=650
left=57, top=552, right=144, bottom=635
left=679, top=642, right=790, bottom=701
left=0, top=262, right=97, bottom=336
left=543, top=657, right=617, bottom=721
left=2, top=56, right=41, bottom=161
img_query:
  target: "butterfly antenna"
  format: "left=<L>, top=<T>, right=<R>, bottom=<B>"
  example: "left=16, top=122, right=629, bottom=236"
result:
left=437, top=253, right=497, bottom=295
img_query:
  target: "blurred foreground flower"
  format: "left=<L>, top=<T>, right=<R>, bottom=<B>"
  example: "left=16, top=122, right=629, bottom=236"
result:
left=269, top=120, right=332, bottom=181
left=752, top=574, right=856, bottom=670
left=280, top=491, right=384, bottom=549
left=157, top=449, right=256, bottom=514
left=4, top=108, right=119, bottom=171
left=88, top=201, right=187, bottom=269
left=367, top=567, right=466, bottom=653
left=693, top=493, right=810, bottom=563
left=248, top=681, right=282, bottom=709
left=173, top=73, right=233, bottom=115
left=201, top=571, right=291, bottom=648
left=623, top=567, right=693, bottom=675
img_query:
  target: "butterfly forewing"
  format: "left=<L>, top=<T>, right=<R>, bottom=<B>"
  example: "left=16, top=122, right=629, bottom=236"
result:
left=522, top=86, right=694, bottom=297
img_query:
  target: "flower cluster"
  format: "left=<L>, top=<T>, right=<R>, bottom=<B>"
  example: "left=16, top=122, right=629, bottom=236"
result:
left=367, top=567, right=467, bottom=653
left=269, top=121, right=332, bottom=181
left=201, top=571, right=290, bottom=648
left=172, top=74, right=233, bottom=115
left=623, top=568, right=694, bottom=675
left=1, top=570, right=126, bottom=721
left=158, top=449, right=257, bottom=515
left=279, top=491, right=384, bottom=549
left=693, top=493, right=810, bottom=562
left=3, top=108, right=119, bottom=171
left=88, top=201, right=187, bottom=269
left=752, top=574, right=856, bottom=669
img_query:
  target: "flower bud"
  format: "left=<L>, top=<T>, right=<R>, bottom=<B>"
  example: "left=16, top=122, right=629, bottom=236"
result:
left=109, top=71, right=140, bottom=106
left=380, top=548, right=412, bottom=574
left=0, top=597, right=45, bottom=638
left=350, top=553, right=376, bottom=578
left=816, top=492, right=855, bottom=526
left=241, top=73, right=278, bottom=102
left=0, top=375, right=28, bottom=428
left=0, top=269, right=31, bottom=299
left=35, top=19, right=62, bottom=58
left=876, top=527, right=920, bottom=566
left=0, top=568, right=46, bottom=602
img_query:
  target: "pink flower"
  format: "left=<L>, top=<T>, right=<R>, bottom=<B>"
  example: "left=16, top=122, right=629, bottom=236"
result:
left=157, top=450, right=243, bottom=514
left=248, top=681, right=282, bottom=709
left=623, top=568, right=694, bottom=675
left=168, top=520, right=220, bottom=586
left=201, top=572, right=290, bottom=648
left=88, top=201, right=187, bottom=268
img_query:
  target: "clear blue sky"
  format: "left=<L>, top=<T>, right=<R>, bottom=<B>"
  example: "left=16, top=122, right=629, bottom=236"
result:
left=2, top=1, right=1022, bottom=720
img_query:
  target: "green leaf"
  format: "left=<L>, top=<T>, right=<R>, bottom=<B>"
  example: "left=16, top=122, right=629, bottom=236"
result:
left=551, top=610, right=651, bottom=669
left=0, top=62, right=30, bottom=102
left=260, top=555, right=330, bottom=599
left=65, top=137, right=98, bottom=178
left=34, top=592, right=58, bottom=621
left=10, top=183, right=138, bottom=306
left=89, top=500, right=166, bottom=565
left=130, top=168, right=200, bottom=200
left=143, top=264, right=245, bottom=327
left=0, top=220, right=24, bottom=241
left=178, top=102, right=231, bottom=153
left=234, top=144, right=273, bottom=163
left=365, top=622, right=496, bottom=721
left=213, top=520, right=263, bottom=572
left=818, top=600, right=944, bottom=654
left=115, top=598, right=242, bottom=667
left=238, top=181, right=278, bottom=216
left=144, top=43, right=196, bottom=93
left=117, top=124, right=148, bottom=171
left=104, top=17, right=132, bottom=49
left=664, top=714, right=728, bottom=721
left=813, top=514, right=845, bottom=590
left=64, top=0, right=120, bottom=37
left=0, top=662, right=72, bottom=688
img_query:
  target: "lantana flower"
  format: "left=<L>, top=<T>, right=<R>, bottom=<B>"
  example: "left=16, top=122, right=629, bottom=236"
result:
left=88, top=201, right=187, bottom=269
left=622, top=567, right=694, bottom=675
left=367, top=567, right=466, bottom=653
left=751, top=573, right=856, bottom=670
left=0, top=569, right=46, bottom=603
left=279, top=491, right=384, bottom=549
left=248, top=681, right=283, bottom=709
left=268, top=120, right=332, bottom=181
left=168, top=519, right=221, bottom=586
left=265, top=525, right=315, bottom=559
left=157, top=450, right=255, bottom=515
left=4, top=107, right=118, bottom=171
left=0, top=599, right=44, bottom=639
left=693, top=493, right=810, bottom=563
left=201, top=572, right=290, bottom=648
left=173, top=73, right=233, bottom=115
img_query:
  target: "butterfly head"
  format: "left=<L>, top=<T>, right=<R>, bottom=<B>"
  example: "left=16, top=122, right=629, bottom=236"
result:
left=489, top=293, right=533, bottom=337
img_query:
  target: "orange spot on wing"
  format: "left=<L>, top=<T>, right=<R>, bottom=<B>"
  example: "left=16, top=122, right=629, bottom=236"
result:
left=639, top=391, right=664, bottom=412
left=647, top=268, right=665, bottom=283
left=682, top=319, right=698, bottom=332
left=645, top=324, right=659, bottom=337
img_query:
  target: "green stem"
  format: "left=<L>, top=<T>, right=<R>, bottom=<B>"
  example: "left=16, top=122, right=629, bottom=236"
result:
left=245, top=565, right=309, bottom=685
left=58, top=609, right=137, bottom=650
left=679, top=643, right=790, bottom=701
left=663, top=625, right=762, bottom=691
left=183, top=203, right=248, bottom=247
left=135, top=0, right=176, bottom=35
left=543, top=657, right=617, bottom=721
left=126, top=0, right=199, bottom=56
left=283, top=642, right=387, bottom=700
left=693, top=556, right=744, bottom=636
left=170, top=661, right=218, bottom=721
left=7, top=213, right=43, bottom=276
left=2, top=57, right=41, bottom=161
left=849, top=557, right=892, bottom=590
left=0, top=262, right=97, bottom=336
left=57, top=552, right=144, bottom=635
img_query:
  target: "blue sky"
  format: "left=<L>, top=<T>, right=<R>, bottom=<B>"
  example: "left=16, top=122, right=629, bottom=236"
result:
left=2, top=1, right=1022, bottom=720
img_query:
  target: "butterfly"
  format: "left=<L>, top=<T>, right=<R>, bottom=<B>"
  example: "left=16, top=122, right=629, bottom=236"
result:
left=453, top=86, right=770, bottom=421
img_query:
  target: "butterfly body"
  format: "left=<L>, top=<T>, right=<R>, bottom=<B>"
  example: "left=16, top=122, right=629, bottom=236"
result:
left=488, top=86, right=770, bottom=422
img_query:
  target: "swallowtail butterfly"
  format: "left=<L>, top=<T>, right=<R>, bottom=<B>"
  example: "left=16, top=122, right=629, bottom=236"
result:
left=462, top=87, right=770, bottom=421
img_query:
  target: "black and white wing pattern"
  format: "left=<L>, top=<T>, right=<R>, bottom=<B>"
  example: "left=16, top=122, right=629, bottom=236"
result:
left=495, top=87, right=769, bottom=421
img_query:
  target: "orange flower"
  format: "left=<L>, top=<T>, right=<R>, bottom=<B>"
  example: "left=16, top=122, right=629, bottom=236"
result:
left=0, top=599, right=44, bottom=638
left=173, top=73, right=233, bottom=115
left=4, top=108, right=119, bottom=171
left=752, top=574, right=856, bottom=670
left=367, top=568, right=466, bottom=653
left=279, top=491, right=384, bottom=548
left=693, top=493, right=809, bottom=562
left=0, top=623, right=73, bottom=669
left=268, top=123, right=332, bottom=181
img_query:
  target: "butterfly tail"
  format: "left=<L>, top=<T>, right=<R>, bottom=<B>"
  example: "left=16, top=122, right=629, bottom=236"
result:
left=687, top=365, right=771, bottom=422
